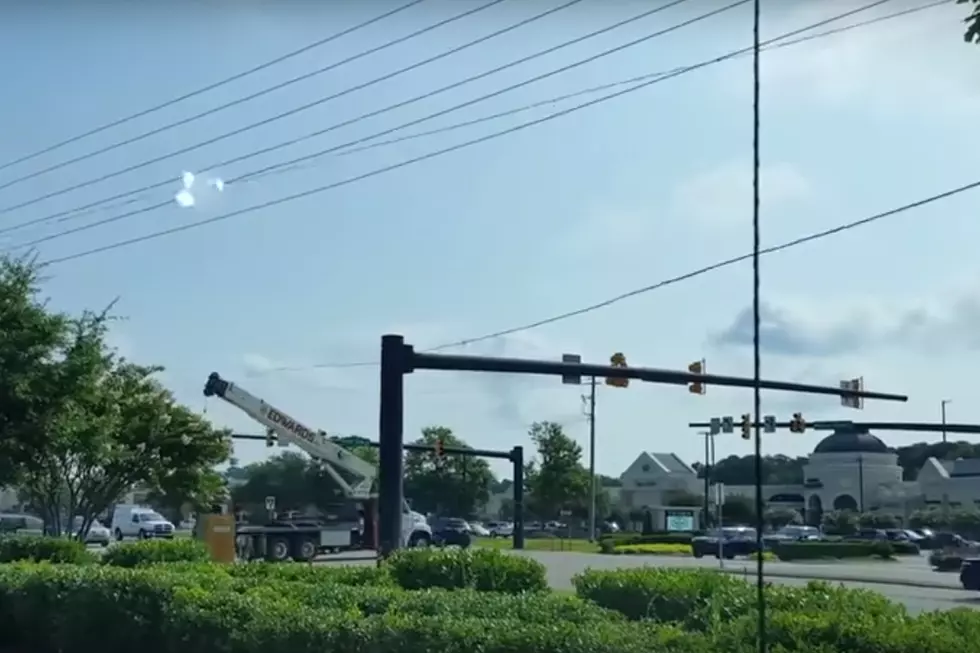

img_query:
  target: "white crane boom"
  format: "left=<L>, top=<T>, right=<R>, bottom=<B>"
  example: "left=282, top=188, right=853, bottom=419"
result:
left=203, top=372, right=375, bottom=499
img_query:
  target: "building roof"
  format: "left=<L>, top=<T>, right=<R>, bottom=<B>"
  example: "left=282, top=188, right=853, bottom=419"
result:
left=812, top=429, right=890, bottom=455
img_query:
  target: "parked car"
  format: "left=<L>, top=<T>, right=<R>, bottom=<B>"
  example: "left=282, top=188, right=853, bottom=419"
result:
left=763, top=525, right=820, bottom=548
left=0, top=513, right=44, bottom=537
left=487, top=521, right=514, bottom=538
left=692, top=527, right=759, bottom=559
left=69, top=516, right=111, bottom=547
left=429, top=517, right=472, bottom=548
left=467, top=521, right=490, bottom=537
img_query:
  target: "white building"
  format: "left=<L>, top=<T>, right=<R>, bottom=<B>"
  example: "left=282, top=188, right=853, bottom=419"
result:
left=479, top=427, right=980, bottom=525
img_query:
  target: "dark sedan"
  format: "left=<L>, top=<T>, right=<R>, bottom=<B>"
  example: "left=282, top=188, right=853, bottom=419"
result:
left=692, top=527, right=759, bottom=559
left=430, top=517, right=472, bottom=548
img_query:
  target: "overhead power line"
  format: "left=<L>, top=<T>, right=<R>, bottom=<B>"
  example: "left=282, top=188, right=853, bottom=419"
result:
left=264, top=176, right=980, bottom=372
left=0, top=0, right=429, bottom=176
left=0, top=1, right=941, bottom=243
left=7, top=0, right=918, bottom=246
left=34, top=0, right=964, bottom=273
left=0, top=0, right=569, bottom=215
left=329, top=0, right=945, bottom=162
left=5, top=0, right=714, bottom=245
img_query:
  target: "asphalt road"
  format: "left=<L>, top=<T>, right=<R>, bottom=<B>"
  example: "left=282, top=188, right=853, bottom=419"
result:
left=505, top=550, right=979, bottom=614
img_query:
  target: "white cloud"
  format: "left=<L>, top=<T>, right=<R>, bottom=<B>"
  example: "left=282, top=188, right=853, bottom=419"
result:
left=709, top=282, right=980, bottom=358
left=671, top=161, right=811, bottom=227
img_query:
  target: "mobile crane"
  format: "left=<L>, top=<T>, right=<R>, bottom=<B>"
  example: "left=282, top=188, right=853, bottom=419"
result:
left=203, top=372, right=432, bottom=562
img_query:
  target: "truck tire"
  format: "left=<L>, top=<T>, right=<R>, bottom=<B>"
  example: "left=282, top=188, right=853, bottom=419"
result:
left=292, top=537, right=317, bottom=562
left=114, top=528, right=124, bottom=542
left=267, top=536, right=291, bottom=562
left=408, top=531, right=431, bottom=548
left=138, top=529, right=150, bottom=540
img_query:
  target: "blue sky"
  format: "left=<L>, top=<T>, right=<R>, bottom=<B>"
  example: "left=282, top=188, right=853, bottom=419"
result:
left=1, top=0, right=977, bottom=479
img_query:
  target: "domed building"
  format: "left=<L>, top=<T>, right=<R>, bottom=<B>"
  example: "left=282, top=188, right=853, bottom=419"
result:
left=800, top=428, right=905, bottom=523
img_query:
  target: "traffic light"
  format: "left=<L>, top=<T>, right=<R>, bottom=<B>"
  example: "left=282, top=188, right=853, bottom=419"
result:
left=605, top=352, right=629, bottom=388
left=740, top=414, right=752, bottom=440
left=265, top=429, right=277, bottom=448
left=789, top=412, right=806, bottom=433
left=688, top=359, right=706, bottom=395
left=434, top=439, right=445, bottom=458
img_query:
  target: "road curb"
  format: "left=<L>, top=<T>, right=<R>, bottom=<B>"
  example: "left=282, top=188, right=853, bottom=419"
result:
left=715, top=566, right=962, bottom=591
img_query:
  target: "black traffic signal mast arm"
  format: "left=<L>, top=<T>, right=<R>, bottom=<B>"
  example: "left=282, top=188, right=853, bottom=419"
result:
left=406, top=351, right=908, bottom=402
left=688, top=421, right=980, bottom=435
left=376, top=334, right=908, bottom=558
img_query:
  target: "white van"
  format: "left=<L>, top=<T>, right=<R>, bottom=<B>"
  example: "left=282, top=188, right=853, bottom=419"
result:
left=111, top=505, right=175, bottom=541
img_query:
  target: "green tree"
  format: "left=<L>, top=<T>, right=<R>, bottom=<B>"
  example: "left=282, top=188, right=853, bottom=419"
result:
left=18, top=359, right=232, bottom=537
left=961, top=0, right=980, bottom=43
left=764, top=507, right=803, bottom=529
left=0, top=256, right=231, bottom=536
left=403, top=426, right=494, bottom=517
left=229, top=451, right=348, bottom=515
left=0, top=256, right=103, bottom=490
left=524, top=421, right=589, bottom=519
left=821, top=510, right=859, bottom=535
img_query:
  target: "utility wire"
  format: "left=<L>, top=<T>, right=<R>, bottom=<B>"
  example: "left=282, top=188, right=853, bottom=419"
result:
left=749, top=0, right=766, bottom=650
left=0, top=0, right=496, bottom=195
left=0, top=0, right=692, bottom=238
left=4, top=0, right=905, bottom=249
left=30, top=0, right=952, bottom=267
left=7, top=0, right=719, bottom=248
left=3, top=0, right=926, bottom=240
left=0, top=0, right=428, bottom=175
left=0, top=0, right=564, bottom=215
left=329, top=0, right=941, bottom=161
left=258, top=175, right=980, bottom=372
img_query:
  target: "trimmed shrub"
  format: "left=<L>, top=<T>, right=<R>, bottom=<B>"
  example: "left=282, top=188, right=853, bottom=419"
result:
left=101, top=538, right=210, bottom=567
left=0, top=535, right=95, bottom=564
left=385, top=547, right=547, bottom=593
left=774, top=540, right=896, bottom=561
left=600, top=531, right=697, bottom=547
left=607, top=543, right=692, bottom=556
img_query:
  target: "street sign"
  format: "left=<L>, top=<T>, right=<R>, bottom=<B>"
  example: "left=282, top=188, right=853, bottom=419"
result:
left=559, top=509, right=572, bottom=517
left=709, top=417, right=721, bottom=436
left=840, top=377, right=864, bottom=410
left=763, top=415, right=776, bottom=433
left=714, top=483, right=725, bottom=506
left=561, top=353, right=582, bottom=385
left=264, top=496, right=276, bottom=511
left=721, top=416, right=734, bottom=434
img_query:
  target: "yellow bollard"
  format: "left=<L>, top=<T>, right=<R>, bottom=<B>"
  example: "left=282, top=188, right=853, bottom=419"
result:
left=198, top=513, right=236, bottom=563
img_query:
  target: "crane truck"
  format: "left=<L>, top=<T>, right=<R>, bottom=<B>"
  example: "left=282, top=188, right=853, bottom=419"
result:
left=203, top=372, right=432, bottom=562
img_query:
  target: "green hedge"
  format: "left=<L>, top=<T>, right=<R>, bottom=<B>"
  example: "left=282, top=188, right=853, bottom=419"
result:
left=3, top=547, right=980, bottom=653
left=773, top=540, right=918, bottom=561
left=0, top=535, right=96, bottom=564
left=385, top=547, right=548, bottom=593
left=99, top=538, right=211, bottom=567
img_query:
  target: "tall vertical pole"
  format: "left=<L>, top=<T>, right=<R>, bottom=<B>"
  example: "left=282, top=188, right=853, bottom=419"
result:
left=378, top=334, right=406, bottom=558
left=941, top=400, right=950, bottom=444
left=702, top=431, right=711, bottom=528
left=858, top=454, right=865, bottom=512
left=512, top=446, right=525, bottom=550
left=588, top=376, right=597, bottom=541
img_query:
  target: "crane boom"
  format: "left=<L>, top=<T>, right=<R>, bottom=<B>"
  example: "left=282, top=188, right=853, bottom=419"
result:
left=203, top=372, right=375, bottom=499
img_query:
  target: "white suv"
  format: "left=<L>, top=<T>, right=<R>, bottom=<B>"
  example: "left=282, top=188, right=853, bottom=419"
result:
left=487, top=521, right=514, bottom=538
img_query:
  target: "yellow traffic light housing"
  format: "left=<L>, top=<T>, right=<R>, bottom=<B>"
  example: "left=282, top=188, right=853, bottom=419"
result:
left=605, top=352, right=629, bottom=388
left=265, top=429, right=277, bottom=448
left=688, top=359, right=706, bottom=395
left=789, top=412, right=806, bottom=433
left=740, top=414, right=752, bottom=440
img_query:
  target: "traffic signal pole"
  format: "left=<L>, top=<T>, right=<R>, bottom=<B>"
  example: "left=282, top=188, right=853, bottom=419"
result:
left=378, top=334, right=908, bottom=557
